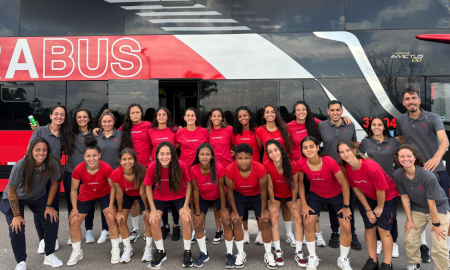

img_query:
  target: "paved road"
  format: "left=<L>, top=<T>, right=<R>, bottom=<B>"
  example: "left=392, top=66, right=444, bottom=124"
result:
left=0, top=197, right=437, bottom=270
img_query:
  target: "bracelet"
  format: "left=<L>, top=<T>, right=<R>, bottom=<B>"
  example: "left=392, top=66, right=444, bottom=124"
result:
left=118, top=210, right=123, bottom=212
left=194, top=212, right=201, bottom=216
left=366, top=209, right=372, bottom=212
left=145, top=206, right=150, bottom=210
left=13, top=214, right=21, bottom=217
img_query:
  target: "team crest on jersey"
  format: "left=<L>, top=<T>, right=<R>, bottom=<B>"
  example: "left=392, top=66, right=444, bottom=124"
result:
left=344, top=129, right=348, bottom=132
left=419, top=185, right=425, bottom=190
left=114, top=139, right=118, bottom=142
left=386, top=146, right=391, bottom=149
left=422, top=123, right=427, bottom=127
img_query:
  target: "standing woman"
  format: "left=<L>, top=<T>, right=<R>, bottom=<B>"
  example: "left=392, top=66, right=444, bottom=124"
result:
left=206, top=108, right=235, bottom=168
left=298, top=136, right=353, bottom=270
left=190, top=143, right=228, bottom=267
left=109, top=148, right=153, bottom=263
left=144, top=141, right=193, bottom=268
left=394, top=145, right=449, bottom=270
left=264, top=140, right=305, bottom=267
left=67, top=137, right=120, bottom=266
left=359, top=117, right=401, bottom=258
left=338, top=140, right=398, bottom=270
left=0, top=138, right=63, bottom=269
left=29, top=105, right=72, bottom=253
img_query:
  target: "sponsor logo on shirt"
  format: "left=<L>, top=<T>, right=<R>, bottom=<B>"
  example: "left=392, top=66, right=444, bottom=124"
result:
left=419, top=185, right=425, bottom=190
left=186, top=139, right=198, bottom=142
left=131, top=131, right=142, bottom=134
left=344, top=129, right=349, bottom=132
left=354, top=180, right=367, bottom=184
left=240, top=138, right=250, bottom=141
left=274, top=138, right=281, bottom=140
left=422, top=123, right=427, bottom=127
left=296, top=130, right=307, bottom=133
left=239, top=185, right=253, bottom=188
left=311, top=178, right=324, bottom=181
left=161, top=179, right=169, bottom=182
left=211, top=137, right=223, bottom=139
left=156, top=137, right=169, bottom=140
left=202, top=183, right=214, bottom=186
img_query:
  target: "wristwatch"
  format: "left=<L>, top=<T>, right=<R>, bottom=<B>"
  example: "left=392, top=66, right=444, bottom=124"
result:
left=46, top=204, right=52, bottom=207
left=432, top=222, right=441, bottom=227
left=343, top=204, right=350, bottom=209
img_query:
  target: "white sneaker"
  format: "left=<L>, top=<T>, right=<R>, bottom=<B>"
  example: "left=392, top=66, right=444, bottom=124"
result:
left=129, top=227, right=140, bottom=243
left=392, top=243, right=399, bottom=258
left=406, top=265, right=420, bottom=270
left=120, top=246, right=133, bottom=263
left=15, top=261, right=26, bottom=270
left=44, top=253, right=63, bottom=267
left=376, top=240, right=382, bottom=255
left=55, top=239, right=59, bottom=251
left=255, top=230, right=263, bottom=245
left=142, top=246, right=154, bottom=262
left=38, top=239, right=45, bottom=254
left=264, top=252, right=277, bottom=269
left=235, top=251, right=247, bottom=268
left=306, top=255, right=319, bottom=270
left=315, top=231, right=326, bottom=247
left=337, top=257, right=353, bottom=270
left=243, top=230, right=250, bottom=244
left=303, top=235, right=306, bottom=245
left=286, top=233, right=296, bottom=247
left=111, top=247, right=121, bottom=264
left=97, top=230, right=109, bottom=244
left=67, top=249, right=83, bottom=266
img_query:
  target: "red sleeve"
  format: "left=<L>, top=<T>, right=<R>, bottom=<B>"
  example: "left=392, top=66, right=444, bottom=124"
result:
left=217, top=165, right=225, bottom=178
left=286, top=125, right=291, bottom=135
left=314, top=118, right=321, bottom=124
left=256, top=162, right=267, bottom=179
left=291, top=160, right=300, bottom=175
left=189, top=166, right=197, bottom=181
left=225, top=164, right=234, bottom=180
left=118, top=125, right=123, bottom=131
left=71, top=164, right=83, bottom=180
left=369, top=163, right=389, bottom=191
left=255, top=127, right=263, bottom=140
left=344, top=164, right=356, bottom=188
left=181, top=162, right=191, bottom=183
left=229, top=127, right=235, bottom=145
left=143, top=163, right=155, bottom=186
left=175, top=129, right=182, bottom=145
left=326, top=156, right=341, bottom=175
left=103, top=163, right=113, bottom=178
left=109, top=170, right=120, bottom=184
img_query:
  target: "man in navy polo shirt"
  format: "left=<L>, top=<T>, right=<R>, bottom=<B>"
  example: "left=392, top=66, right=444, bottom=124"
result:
left=396, top=85, right=450, bottom=263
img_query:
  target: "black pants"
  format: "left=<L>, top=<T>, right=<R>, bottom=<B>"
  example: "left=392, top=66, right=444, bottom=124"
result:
left=64, top=171, right=108, bottom=231
left=328, top=189, right=356, bottom=234
left=1, top=195, right=58, bottom=263
left=34, top=180, right=60, bottom=238
left=162, top=201, right=180, bottom=226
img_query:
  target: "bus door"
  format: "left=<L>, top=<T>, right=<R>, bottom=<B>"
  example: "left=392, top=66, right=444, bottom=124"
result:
left=159, top=80, right=199, bottom=126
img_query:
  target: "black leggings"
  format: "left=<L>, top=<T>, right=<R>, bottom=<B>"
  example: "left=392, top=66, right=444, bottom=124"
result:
left=161, top=202, right=180, bottom=226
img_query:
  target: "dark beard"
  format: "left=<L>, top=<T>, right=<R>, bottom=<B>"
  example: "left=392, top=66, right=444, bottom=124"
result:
left=408, top=107, right=417, bottom=113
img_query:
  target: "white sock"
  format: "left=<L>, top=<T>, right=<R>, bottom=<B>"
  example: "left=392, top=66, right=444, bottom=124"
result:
left=273, top=240, right=281, bottom=251
left=295, top=241, right=303, bottom=253
left=184, top=239, right=191, bottom=251
left=72, top=240, right=81, bottom=251
left=155, top=239, right=164, bottom=252
left=447, top=237, right=450, bottom=249
left=235, top=240, right=244, bottom=253
left=146, top=236, right=153, bottom=248
left=420, top=230, right=427, bottom=246
left=264, top=243, right=271, bottom=253
left=306, top=241, right=316, bottom=257
left=111, top=238, right=120, bottom=249
left=339, top=244, right=350, bottom=260
left=131, top=216, right=139, bottom=230
left=285, top=221, right=292, bottom=235
left=225, top=240, right=233, bottom=254
left=122, top=237, right=131, bottom=249
left=197, top=236, right=207, bottom=253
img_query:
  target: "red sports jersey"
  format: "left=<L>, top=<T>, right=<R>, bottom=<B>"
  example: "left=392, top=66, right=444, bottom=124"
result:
left=119, top=121, right=152, bottom=167
left=256, top=125, right=290, bottom=164
left=208, top=126, right=235, bottom=168
left=190, top=163, right=225, bottom=201
left=225, top=161, right=266, bottom=196
left=264, top=159, right=301, bottom=198
left=148, top=126, right=177, bottom=161
left=176, top=127, right=208, bottom=167
left=288, top=118, right=321, bottom=161
left=109, top=166, right=141, bottom=197
left=234, top=129, right=260, bottom=162
left=72, top=161, right=113, bottom=202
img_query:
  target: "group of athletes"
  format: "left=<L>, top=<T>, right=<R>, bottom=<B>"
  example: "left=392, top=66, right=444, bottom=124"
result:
left=3, top=86, right=450, bottom=270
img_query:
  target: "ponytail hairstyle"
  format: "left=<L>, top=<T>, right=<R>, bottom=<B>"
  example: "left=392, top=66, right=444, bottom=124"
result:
left=192, top=143, right=217, bottom=184
left=84, top=135, right=101, bottom=154
left=120, top=148, right=146, bottom=189
left=98, top=109, right=116, bottom=129
left=337, top=139, right=370, bottom=174
left=233, top=106, right=258, bottom=136
left=292, top=101, right=321, bottom=141
left=261, top=105, right=291, bottom=154
left=184, top=107, right=200, bottom=127
left=155, top=141, right=182, bottom=193
left=51, top=105, right=74, bottom=154
left=265, top=140, right=295, bottom=189
left=121, top=103, right=143, bottom=150
left=22, top=138, right=55, bottom=193
left=300, top=136, right=322, bottom=158
left=152, top=107, right=176, bottom=133
left=206, top=107, right=227, bottom=132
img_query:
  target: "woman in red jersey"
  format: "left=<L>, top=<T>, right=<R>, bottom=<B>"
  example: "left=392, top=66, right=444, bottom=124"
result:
left=109, top=148, right=154, bottom=263
left=264, top=139, right=305, bottom=268
left=148, top=107, right=178, bottom=161
left=206, top=107, right=235, bottom=168
left=144, top=142, right=193, bottom=268
left=67, top=137, right=119, bottom=266
left=298, top=136, right=353, bottom=270
left=338, top=140, right=398, bottom=270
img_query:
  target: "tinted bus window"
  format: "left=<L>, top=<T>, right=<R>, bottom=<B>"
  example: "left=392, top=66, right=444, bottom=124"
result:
left=346, top=0, right=450, bottom=30
left=67, top=81, right=108, bottom=126
left=0, top=0, right=20, bottom=37
left=20, top=0, right=124, bottom=36
left=0, top=81, right=66, bottom=130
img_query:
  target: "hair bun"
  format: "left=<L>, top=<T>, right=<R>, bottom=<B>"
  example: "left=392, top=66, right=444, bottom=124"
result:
left=84, top=135, right=97, bottom=147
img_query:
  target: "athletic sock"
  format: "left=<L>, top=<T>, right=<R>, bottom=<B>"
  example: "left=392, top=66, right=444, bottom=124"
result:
left=285, top=221, right=292, bottom=235
left=235, top=240, right=244, bottom=253
left=420, top=230, right=427, bottom=246
left=264, top=242, right=271, bottom=253
left=306, top=241, right=316, bottom=257
left=447, top=236, right=450, bottom=249
left=122, top=237, right=131, bottom=249
left=131, top=216, right=139, bottom=230
left=295, top=241, right=303, bottom=253
left=339, top=244, right=350, bottom=260
left=273, top=240, right=281, bottom=251
left=72, top=241, right=81, bottom=251
left=197, top=236, right=207, bottom=253
left=225, top=240, right=233, bottom=254
left=111, top=238, right=120, bottom=249
left=146, top=236, right=153, bottom=248
left=155, top=239, right=164, bottom=252
left=184, top=239, right=191, bottom=250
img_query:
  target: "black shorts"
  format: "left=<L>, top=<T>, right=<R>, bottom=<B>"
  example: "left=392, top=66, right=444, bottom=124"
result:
left=233, top=190, right=262, bottom=218
left=274, top=194, right=299, bottom=202
left=359, top=196, right=397, bottom=231
left=198, top=195, right=228, bottom=214
left=154, top=197, right=186, bottom=213
left=308, top=192, right=344, bottom=219
left=77, top=195, right=110, bottom=214
left=122, top=192, right=145, bottom=211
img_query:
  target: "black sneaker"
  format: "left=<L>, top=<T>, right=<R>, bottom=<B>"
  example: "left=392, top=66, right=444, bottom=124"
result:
left=379, top=262, right=393, bottom=270
left=212, top=231, right=224, bottom=245
left=328, top=232, right=339, bottom=248
left=172, top=225, right=181, bottom=241
left=420, top=244, right=430, bottom=262
left=362, top=258, right=379, bottom=270
left=183, top=250, right=194, bottom=268
left=351, top=234, right=362, bottom=250
left=151, top=249, right=167, bottom=268
left=161, top=225, right=170, bottom=240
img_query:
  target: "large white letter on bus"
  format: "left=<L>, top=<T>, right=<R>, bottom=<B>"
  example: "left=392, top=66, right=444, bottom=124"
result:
left=43, top=38, right=75, bottom=78
left=5, top=39, right=38, bottom=79
left=78, top=38, right=109, bottom=78
left=111, top=38, right=142, bottom=78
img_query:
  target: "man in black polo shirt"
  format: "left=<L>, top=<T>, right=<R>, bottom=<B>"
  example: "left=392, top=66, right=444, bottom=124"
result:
left=396, top=86, right=450, bottom=263
left=318, top=100, right=361, bottom=250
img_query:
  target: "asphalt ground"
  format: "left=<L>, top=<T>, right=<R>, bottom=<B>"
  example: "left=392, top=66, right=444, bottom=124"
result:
left=0, top=197, right=438, bottom=270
